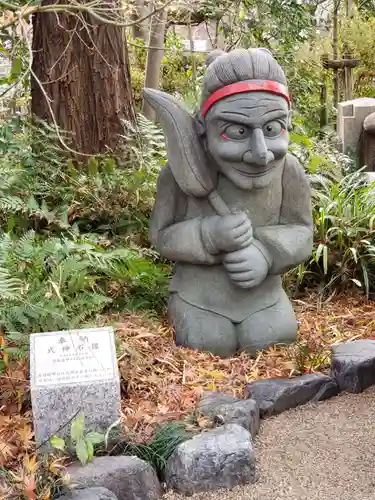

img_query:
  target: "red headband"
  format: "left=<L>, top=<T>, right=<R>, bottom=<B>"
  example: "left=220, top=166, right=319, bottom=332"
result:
left=201, top=80, right=291, bottom=117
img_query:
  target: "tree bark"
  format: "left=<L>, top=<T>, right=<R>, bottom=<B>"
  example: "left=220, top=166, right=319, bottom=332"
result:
left=31, top=0, right=136, bottom=157
left=142, top=2, right=167, bottom=121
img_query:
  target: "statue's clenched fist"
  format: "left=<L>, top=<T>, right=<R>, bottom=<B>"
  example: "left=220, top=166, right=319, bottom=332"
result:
left=202, top=212, right=253, bottom=253
left=223, top=244, right=269, bottom=289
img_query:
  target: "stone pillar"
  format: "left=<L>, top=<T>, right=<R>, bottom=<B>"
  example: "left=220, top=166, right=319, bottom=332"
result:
left=337, top=98, right=375, bottom=156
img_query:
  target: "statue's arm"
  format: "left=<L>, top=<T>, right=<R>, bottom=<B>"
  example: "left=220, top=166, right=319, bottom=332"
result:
left=149, top=164, right=221, bottom=264
left=254, top=155, right=314, bottom=275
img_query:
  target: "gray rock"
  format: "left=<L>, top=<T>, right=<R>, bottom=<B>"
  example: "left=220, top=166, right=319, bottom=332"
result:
left=331, top=339, right=375, bottom=393
left=58, top=487, right=118, bottom=500
left=198, top=391, right=260, bottom=437
left=244, top=373, right=339, bottom=416
left=67, top=456, right=162, bottom=500
left=164, top=424, right=255, bottom=495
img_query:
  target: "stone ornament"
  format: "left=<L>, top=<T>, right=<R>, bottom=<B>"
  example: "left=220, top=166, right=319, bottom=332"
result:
left=143, top=48, right=313, bottom=357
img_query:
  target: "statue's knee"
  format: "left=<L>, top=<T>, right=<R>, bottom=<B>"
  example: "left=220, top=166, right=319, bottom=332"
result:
left=168, top=294, right=237, bottom=357
left=237, top=298, right=297, bottom=353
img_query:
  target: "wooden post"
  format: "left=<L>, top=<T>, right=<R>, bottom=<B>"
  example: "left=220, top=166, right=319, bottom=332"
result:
left=342, top=47, right=353, bottom=101
left=332, top=0, right=340, bottom=110
left=346, top=0, right=353, bottom=17
left=326, top=57, right=360, bottom=98
left=320, top=54, right=329, bottom=132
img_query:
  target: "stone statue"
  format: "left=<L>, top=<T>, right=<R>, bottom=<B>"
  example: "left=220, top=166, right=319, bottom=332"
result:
left=143, top=48, right=313, bottom=357
left=359, top=112, right=375, bottom=171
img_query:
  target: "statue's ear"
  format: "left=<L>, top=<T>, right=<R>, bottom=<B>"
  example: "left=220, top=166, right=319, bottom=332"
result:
left=195, top=114, right=206, bottom=139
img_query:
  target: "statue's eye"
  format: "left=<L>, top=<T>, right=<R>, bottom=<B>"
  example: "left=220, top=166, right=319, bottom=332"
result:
left=263, top=121, right=284, bottom=138
left=222, top=124, right=250, bottom=140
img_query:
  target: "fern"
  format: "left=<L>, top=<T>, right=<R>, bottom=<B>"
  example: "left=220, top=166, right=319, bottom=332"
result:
left=0, top=115, right=170, bottom=364
left=0, top=230, right=169, bottom=359
left=0, top=266, right=22, bottom=299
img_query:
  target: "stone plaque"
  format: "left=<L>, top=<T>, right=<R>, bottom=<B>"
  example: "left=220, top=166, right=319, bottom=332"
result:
left=31, top=327, right=117, bottom=387
left=30, top=327, right=121, bottom=446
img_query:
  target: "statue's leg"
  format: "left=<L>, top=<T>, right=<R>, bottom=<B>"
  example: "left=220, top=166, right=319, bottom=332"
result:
left=168, top=293, right=237, bottom=357
left=236, top=290, right=297, bottom=354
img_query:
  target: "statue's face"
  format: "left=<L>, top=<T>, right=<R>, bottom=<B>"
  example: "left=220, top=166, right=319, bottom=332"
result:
left=204, top=91, right=290, bottom=189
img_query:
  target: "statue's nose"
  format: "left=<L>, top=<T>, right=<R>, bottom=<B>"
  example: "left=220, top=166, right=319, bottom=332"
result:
left=251, top=128, right=268, bottom=166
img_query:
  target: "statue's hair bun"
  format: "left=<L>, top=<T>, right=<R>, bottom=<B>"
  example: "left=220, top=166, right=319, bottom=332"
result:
left=200, top=47, right=287, bottom=107
left=205, top=49, right=225, bottom=67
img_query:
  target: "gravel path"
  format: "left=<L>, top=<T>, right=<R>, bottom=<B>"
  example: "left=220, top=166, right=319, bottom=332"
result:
left=164, top=387, right=375, bottom=500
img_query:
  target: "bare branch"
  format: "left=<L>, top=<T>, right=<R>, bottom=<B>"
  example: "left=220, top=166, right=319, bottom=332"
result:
left=0, top=0, right=174, bottom=28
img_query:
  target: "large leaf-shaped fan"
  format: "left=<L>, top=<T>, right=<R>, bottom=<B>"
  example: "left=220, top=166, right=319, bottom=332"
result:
left=143, top=88, right=231, bottom=216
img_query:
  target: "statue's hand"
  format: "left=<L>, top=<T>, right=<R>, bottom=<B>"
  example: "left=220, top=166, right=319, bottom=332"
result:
left=223, top=244, right=269, bottom=289
left=203, top=212, right=253, bottom=253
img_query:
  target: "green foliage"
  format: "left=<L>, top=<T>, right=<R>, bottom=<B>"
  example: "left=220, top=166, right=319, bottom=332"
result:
left=0, top=230, right=165, bottom=350
left=50, top=412, right=105, bottom=465
left=241, top=0, right=315, bottom=50
left=123, top=421, right=195, bottom=477
left=341, top=15, right=375, bottom=98
left=308, top=169, right=375, bottom=295
left=0, top=230, right=170, bottom=364
left=129, top=34, right=205, bottom=110
left=289, top=127, right=352, bottom=175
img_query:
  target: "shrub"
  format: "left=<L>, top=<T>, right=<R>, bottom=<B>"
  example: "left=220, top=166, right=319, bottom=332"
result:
left=286, top=132, right=375, bottom=297
left=0, top=114, right=166, bottom=243
left=307, top=169, right=375, bottom=296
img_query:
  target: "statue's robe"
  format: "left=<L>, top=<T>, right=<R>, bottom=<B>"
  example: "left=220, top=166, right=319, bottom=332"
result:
left=149, top=154, right=313, bottom=322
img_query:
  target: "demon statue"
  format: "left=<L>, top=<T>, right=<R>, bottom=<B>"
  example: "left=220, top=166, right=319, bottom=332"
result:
left=143, top=48, right=313, bottom=357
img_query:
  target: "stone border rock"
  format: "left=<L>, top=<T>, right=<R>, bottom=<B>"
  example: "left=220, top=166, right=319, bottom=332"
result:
left=64, top=456, right=162, bottom=500
left=60, top=339, right=375, bottom=499
left=165, top=424, right=255, bottom=495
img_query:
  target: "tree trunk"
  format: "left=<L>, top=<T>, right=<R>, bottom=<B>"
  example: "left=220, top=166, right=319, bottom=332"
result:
left=31, top=0, right=136, bottom=157
left=142, top=3, right=167, bottom=121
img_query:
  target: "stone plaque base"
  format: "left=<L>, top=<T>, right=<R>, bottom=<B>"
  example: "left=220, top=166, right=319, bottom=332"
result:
left=31, top=381, right=121, bottom=445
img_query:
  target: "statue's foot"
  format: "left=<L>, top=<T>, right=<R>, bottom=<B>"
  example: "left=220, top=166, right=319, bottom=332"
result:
left=168, top=293, right=237, bottom=357
left=236, top=291, right=297, bottom=354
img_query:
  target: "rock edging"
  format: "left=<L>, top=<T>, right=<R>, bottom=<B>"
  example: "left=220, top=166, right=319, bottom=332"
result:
left=165, top=339, right=375, bottom=495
